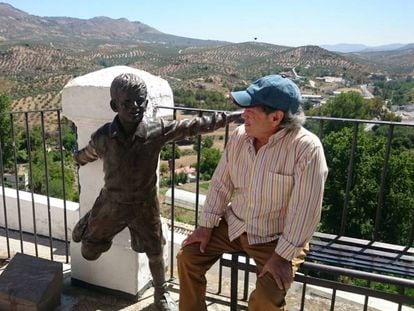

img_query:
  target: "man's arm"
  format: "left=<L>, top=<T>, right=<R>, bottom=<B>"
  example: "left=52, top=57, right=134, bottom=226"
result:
left=258, top=252, right=293, bottom=290
left=263, top=143, right=328, bottom=289
left=275, top=144, right=328, bottom=261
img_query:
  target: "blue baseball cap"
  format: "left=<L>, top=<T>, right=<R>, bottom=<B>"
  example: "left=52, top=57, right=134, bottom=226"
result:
left=230, top=75, right=302, bottom=113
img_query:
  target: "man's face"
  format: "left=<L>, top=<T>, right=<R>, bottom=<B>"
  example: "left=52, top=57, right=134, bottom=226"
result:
left=115, top=90, right=148, bottom=125
left=242, top=106, right=281, bottom=139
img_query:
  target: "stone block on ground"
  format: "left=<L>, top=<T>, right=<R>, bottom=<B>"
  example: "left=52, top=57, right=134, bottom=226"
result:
left=0, top=252, right=63, bottom=311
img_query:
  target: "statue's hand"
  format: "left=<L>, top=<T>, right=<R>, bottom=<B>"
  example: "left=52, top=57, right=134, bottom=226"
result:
left=226, top=110, right=243, bottom=123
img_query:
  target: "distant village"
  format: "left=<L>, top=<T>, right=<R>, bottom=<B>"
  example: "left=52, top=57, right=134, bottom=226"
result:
left=280, top=70, right=414, bottom=123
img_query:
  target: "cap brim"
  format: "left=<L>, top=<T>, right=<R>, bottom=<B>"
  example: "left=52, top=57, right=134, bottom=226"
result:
left=230, top=90, right=253, bottom=108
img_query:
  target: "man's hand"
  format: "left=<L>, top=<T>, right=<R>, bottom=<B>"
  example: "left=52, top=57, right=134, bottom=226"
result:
left=181, top=226, right=213, bottom=253
left=258, top=252, right=293, bottom=290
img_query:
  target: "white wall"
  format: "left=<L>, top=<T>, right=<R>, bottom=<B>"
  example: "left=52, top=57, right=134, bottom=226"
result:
left=0, top=186, right=78, bottom=240
left=164, top=188, right=205, bottom=211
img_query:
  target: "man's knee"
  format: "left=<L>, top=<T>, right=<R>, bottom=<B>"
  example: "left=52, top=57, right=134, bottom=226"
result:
left=176, top=246, right=190, bottom=265
left=249, top=273, right=287, bottom=310
left=176, top=244, right=202, bottom=272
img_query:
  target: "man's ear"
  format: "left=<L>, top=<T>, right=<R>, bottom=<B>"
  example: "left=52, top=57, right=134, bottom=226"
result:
left=272, top=110, right=284, bottom=124
left=110, top=99, right=118, bottom=112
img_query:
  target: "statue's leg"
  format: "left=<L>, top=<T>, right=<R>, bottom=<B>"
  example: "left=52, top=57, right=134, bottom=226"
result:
left=128, top=198, right=176, bottom=310
left=148, top=253, right=177, bottom=311
left=72, top=189, right=107, bottom=243
left=79, top=192, right=128, bottom=261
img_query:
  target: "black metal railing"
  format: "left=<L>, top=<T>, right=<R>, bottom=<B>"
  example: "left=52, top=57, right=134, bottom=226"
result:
left=1, top=106, right=414, bottom=309
left=306, top=116, right=414, bottom=241
left=0, top=108, right=70, bottom=263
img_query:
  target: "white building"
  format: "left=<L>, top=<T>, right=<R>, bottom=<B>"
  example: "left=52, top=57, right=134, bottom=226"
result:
left=164, top=188, right=205, bottom=211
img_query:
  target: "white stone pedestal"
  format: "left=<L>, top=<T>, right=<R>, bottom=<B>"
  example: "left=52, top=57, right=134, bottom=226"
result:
left=62, top=66, right=173, bottom=298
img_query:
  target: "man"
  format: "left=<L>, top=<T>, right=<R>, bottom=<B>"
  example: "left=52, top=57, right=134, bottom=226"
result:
left=71, top=73, right=241, bottom=311
left=177, top=74, right=328, bottom=310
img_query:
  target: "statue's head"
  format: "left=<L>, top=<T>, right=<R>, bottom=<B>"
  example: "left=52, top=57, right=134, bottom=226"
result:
left=110, top=73, right=148, bottom=124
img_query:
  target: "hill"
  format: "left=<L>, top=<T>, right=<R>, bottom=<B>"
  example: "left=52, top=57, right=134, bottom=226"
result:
left=0, top=2, right=409, bottom=113
left=349, top=47, right=414, bottom=75
left=0, top=41, right=368, bottom=105
left=0, top=2, right=226, bottom=48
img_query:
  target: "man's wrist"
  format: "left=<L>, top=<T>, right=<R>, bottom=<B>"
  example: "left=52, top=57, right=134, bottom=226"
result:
left=273, top=252, right=290, bottom=263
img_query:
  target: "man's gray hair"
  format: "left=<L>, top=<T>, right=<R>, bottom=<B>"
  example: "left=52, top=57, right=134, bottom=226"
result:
left=279, top=106, right=306, bottom=130
left=262, top=105, right=306, bottom=130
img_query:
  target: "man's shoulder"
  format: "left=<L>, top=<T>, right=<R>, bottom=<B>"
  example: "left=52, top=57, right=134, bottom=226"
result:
left=227, top=125, right=247, bottom=143
left=231, top=124, right=246, bottom=137
left=292, top=127, right=323, bottom=149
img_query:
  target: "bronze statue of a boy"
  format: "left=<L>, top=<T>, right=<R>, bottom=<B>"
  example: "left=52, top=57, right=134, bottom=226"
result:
left=71, top=73, right=240, bottom=311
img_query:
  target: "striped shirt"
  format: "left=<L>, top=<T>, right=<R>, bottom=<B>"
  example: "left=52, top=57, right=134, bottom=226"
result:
left=199, top=124, right=328, bottom=261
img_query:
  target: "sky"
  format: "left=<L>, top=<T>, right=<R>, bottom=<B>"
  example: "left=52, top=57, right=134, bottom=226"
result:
left=2, top=0, right=414, bottom=47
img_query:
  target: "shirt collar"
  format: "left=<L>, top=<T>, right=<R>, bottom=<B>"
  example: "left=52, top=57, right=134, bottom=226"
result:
left=109, top=115, right=149, bottom=140
left=242, top=125, right=292, bottom=147
left=268, top=127, right=291, bottom=144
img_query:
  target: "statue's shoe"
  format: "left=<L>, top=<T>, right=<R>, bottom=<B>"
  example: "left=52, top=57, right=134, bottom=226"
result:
left=154, top=291, right=177, bottom=311
left=72, top=211, right=91, bottom=242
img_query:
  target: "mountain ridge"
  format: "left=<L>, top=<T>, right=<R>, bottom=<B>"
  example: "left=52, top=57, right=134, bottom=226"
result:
left=0, top=2, right=227, bottom=48
left=320, top=43, right=412, bottom=53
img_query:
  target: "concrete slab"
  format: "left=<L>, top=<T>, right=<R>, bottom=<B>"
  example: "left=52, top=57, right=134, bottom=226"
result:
left=0, top=252, right=62, bottom=311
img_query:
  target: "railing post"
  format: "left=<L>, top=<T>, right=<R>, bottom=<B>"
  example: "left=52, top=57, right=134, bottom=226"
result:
left=224, top=122, right=230, bottom=147
left=40, top=112, right=54, bottom=260
left=340, top=122, right=359, bottom=235
left=374, top=124, right=394, bottom=241
left=56, top=110, right=69, bottom=263
left=318, top=119, right=324, bottom=140
left=170, top=108, right=177, bottom=280
left=24, top=112, right=38, bottom=257
left=10, top=113, right=24, bottom=253
left=194, top=111, right=203, bottom=227
left=0, top=136, right=11, bottom=258
left=230, top=253, right=239, bottom=311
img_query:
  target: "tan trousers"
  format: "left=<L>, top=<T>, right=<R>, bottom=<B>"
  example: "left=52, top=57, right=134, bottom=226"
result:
left=177, top=220, right=307, bottom=311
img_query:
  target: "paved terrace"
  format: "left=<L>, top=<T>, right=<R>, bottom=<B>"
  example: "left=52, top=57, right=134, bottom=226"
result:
left=0, top=228, right=409, bottom=311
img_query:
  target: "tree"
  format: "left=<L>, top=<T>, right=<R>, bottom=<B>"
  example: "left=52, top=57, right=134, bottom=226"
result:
left=160, top=143, right=181, bottom=161
left=160, top=163, right=169, bottom=175
left=314, top=92, right=370, bottom=120
left=193, top=136, right=214, bottom=152
left=59, top=118, right=78, bottom=152
left=367, top=97, right=400, bottom=121
left=30, top=150, right=77, bottom=201
left=320, top=126, right=414, bottom=245
left=307, top=92, right=401, bottom=134
left=0, top=93, right=12, bottom=169
left=199, top=148, right=221, bottom=180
